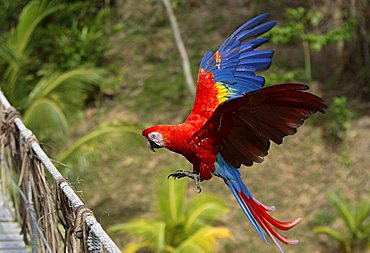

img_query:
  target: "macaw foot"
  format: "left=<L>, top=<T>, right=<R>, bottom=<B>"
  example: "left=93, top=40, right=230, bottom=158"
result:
left=168, top=170, right=201, bottom=193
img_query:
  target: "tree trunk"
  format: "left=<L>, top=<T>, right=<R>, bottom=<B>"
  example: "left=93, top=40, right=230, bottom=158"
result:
left=162, top=0, right=196, bottom=95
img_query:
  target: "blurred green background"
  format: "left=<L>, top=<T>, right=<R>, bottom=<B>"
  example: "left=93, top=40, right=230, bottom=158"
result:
left=0, top=0, right=369, bottom=252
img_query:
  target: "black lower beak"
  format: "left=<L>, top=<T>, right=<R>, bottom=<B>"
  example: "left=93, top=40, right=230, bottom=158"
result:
left=149, top=140, right=162, bottom=152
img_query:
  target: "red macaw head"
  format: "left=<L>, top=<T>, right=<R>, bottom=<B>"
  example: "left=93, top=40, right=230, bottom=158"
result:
left=142, top=125, right=168, bottom=152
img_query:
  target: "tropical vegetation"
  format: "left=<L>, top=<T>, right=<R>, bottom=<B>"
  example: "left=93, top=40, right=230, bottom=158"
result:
left=109, top=177, right=231, bottom=253
left=313, top=193, right=370, bottom=253
left=0, top=0, right=369, bottom=252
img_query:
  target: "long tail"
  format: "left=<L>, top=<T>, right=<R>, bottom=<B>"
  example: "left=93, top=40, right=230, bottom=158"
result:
left=215, top=154, right=301, bottom=253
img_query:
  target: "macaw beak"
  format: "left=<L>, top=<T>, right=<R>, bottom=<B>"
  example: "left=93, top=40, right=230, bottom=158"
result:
left=148, top=139, right=162, bottom=152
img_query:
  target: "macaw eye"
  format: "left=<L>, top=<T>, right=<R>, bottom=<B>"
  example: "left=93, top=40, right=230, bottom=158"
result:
left=148, top=132, right=164, bottom=146
left=149, top=133, right=157, bottom=139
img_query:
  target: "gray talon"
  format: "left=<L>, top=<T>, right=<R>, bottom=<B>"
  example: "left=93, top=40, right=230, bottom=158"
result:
left=168, top=170, right=202, bottom=192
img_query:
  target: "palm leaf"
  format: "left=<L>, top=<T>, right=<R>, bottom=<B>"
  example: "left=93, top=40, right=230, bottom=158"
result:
left=58, top=123, right=141, bottom=163
left=123, top=243, right=150, bottom=253
left=23, top=97, right=68, bottom=150
left=329, top=193, right=356, bottom=231
left=0, top=42, right=18, bottom=67
left=184, top=195, right=228, bottom=234
left=26, top=68, right=103, bottom=107
left=175, top=226, right=232, bottom=253
left=109, top=171, right=231, bottom=252
left=157, top=176, right=186, bottom=225
left=313, top=226, right=350, bottom=252
left=6, top=0, right=61, bottom=97
left=109, top=219, right=166, bottom=252
left=355, top=200, right=370, bottom=230
left=9, top=0, right=61, bottom=55
left=175, top=242, right=205, bottom=253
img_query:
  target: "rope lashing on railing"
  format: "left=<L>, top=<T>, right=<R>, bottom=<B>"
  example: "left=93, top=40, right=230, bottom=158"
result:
left=0, top=151, right=52, bottom=253
left=87, top=230, right=103, bottom=253
left=56, top=179, right=102, bottom=253
left=0, top=152, right=53, bottom=253
left=0, top=106, right=58, bottom=253
left=0, top=90, right=121, bottom=253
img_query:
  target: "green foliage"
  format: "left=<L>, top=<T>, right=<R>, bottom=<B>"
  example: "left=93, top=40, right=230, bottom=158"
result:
left=269, top=7, right=355, bottom=50
left=325, top=96, right=354, bottom=144
left=109, top=177, right=231, bottom=252
left=1, top=0, right=62, bottom=99
left=303, top=19, right=356, bottom=52
left=264, top=68, right=305, bottom=86
left=312, top=210, right=336, bottom=227
left=313, top=193, right=370, bottom=253
left=34, top=5, right=123, bottom=74
left=0, top=1, right=124, bottom=156
left=0, top=1, right=29, bottom=29
left=19, top=68, right=105, bottom=153
left=24, top=98, right=68, bottom=147
left=0, top=41, right=18, bottom=67
left=340, top=148, right=352, bottom=168
left=57, top=122, right=142, bottom=176
left=0, top=1, right=143, bottom=181
left=268, top=7, right=356, bottom=80
left=8, top=0, right=60, bottom=56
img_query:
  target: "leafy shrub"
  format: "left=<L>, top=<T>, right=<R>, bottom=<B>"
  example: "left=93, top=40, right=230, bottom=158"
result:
left=267, top=7, right=356, bottom=81
left=325, top=96, right=354, bottom=144
left=30, top=2, right=123, bottom=92
left=109, top=176, right=231, bottom=253
left=263, top=68, right=305, bottom=86
left=313, top=193, right=370, bottom=253
left=0, top=0, right=124, bottom=156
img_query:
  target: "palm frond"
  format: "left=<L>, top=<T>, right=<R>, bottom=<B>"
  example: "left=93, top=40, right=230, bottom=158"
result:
left=58, top=122, right=141, bottom=163
left=109, top=219, right=166, bottom=252
left=23, top=97, right=68, bottom=152
left=175, top=242, right=205, bottom=253
left=9, top=0, right=61, bottom=55
left=184, top=195, right=228, bottom=234
left=175, top=226, right=232, bottom=253
left=313, top=226, right=350, bottom=252
left=157, top=176, right=186, bottom=225
left=0, top=42, right=18, bottom=67
left=109, top=172, right=230, bottom=252
left=329, top=193, right=356, bottom=231
left=314, top=194, right=370, bottom=253
left=355, top=200, right=370, bottom=229
left=6, top=0, right=61, bottom=97
left=27, top=68, right=103, bottom=107
left=123, top=243, right=150, bottom=253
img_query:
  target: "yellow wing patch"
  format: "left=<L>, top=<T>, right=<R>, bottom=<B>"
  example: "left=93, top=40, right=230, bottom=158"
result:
left=216, top=82, right=228, bottom=103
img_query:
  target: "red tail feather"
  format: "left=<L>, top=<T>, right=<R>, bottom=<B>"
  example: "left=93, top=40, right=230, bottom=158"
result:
left=240, top=192, right=301, bottom=245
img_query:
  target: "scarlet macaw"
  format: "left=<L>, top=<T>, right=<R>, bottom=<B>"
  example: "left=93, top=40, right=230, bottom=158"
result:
left=142, top=13, right=326, bottom=252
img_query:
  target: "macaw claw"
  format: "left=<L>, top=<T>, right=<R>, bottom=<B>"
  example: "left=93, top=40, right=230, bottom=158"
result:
left=168, top=170, right=202, bottom=193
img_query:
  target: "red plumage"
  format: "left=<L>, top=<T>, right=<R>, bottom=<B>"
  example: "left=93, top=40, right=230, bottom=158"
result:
left=142, top=13, right=327, bottom=253
left=143, top=83, right=326, bottom=179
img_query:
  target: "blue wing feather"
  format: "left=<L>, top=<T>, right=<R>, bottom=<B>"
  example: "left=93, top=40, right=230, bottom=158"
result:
left=200, top=50, right=214, bottom=69
left=199, top=13, right=276, bottom=101
left=231, top=13, right=270, bottom=36
left=235, top=21, right=276, bottom=40
left=239, top=58, right=272, bottom=69
left=241, top=50, right=274, bottom=59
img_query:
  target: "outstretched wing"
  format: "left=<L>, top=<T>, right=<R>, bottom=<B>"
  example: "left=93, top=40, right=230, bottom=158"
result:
left=195, top=84, right=327, bottom=168
left=187, top=13, right=276, bottom=121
